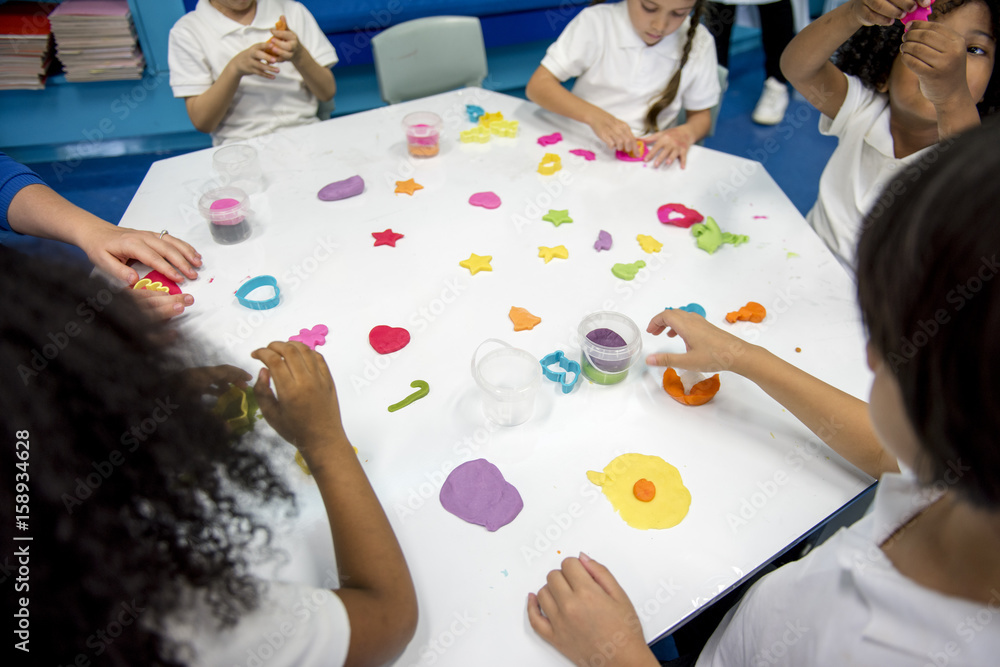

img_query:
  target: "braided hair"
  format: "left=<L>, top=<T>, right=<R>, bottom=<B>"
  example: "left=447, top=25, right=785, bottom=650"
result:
left=834, top=0, right=1000, bottom=116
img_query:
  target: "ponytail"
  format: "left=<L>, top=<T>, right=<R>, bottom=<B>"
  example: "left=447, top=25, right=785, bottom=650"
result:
left=644, top=0, right=707, bottom=134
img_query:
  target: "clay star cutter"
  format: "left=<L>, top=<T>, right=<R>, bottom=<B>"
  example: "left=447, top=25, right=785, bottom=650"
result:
left=540, top=350, right=581, bottom=394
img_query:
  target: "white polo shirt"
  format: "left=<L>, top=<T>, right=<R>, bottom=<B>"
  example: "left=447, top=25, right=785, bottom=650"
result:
left=169, top=0, right=337, bottom=146
left=696, top=473, right=1000, bottom=666
left=806, top=74, right=932, bottom=271
left=540, top=1, right=720, bottom=134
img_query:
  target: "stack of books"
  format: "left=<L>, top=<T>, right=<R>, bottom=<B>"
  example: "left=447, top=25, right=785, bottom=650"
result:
left=0, top=2, right=57, bottom=90
left=49, top=0, right=145, bottom=82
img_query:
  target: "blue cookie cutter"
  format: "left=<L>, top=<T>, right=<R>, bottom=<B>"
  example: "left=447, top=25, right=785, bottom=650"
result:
left=539, top=350, right=581, bottom=394
left=236, top=275, right=280, bottom=310
left=667, top=303, right=706, bottom=318
left=466, top=104, right=485, bottom=122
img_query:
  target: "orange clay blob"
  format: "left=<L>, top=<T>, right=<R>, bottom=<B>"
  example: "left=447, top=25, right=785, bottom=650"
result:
left=265, top=17, right=288, bottom=56
left=662, top=368, right=720, bottom=406
left=725, top=301, right=766, bottom=324
left=633, top=478, right=656, bottom=502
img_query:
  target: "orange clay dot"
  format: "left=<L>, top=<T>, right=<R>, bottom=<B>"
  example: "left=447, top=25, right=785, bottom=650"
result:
left=795, top=347, right=802, bottom=353
left=633, top=478, right=656, bottom=502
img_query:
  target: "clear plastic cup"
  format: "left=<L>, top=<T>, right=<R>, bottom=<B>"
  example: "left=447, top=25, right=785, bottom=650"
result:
left=472, top=339, right=542, bottom=426
left=402, top=111, right=442, bottom=158
left=198, top=186, right=251, bottom=245
left=213, top=144, right=264, bottom=194
left=578, top=312, right=642, bottom=385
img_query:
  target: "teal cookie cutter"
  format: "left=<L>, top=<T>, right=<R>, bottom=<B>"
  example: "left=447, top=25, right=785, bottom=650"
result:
left=539, top=350, right=581, bottom=394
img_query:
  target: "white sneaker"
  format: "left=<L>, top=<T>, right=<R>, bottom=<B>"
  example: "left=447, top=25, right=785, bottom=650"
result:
left=752, top=77, right=789, bottom=125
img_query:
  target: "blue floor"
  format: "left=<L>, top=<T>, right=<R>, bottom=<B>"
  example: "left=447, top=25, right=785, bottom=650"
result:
left=16, top=37, right=837, bottom=262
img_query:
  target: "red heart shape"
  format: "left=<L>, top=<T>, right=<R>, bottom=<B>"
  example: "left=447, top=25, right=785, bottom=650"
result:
left=369, top=325, right=410, bottom=354
left=141, top=270, right=182, bottom=295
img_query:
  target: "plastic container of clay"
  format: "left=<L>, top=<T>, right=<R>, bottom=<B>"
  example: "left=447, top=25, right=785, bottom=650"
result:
left=402, top=111, right=442, bottom=158
left=578, top=311, right=642, bottom=385
left=198, top=186, right=251, bottom=245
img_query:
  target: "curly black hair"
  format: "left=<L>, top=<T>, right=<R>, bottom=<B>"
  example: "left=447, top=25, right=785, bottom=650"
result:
left=0, top=248, right=295, bottom=665
left=834, top=0, right=1000, bottom=116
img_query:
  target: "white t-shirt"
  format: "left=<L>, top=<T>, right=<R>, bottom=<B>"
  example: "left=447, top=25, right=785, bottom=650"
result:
left=806, top=74, right=932, bottom=271
left=696, top=473, right=1000, bottom=666
left=163, top=579, right=351, bottom=666
left=540, top=1, right=721, bottom=134
left=168, top=0, right=338, bottom=146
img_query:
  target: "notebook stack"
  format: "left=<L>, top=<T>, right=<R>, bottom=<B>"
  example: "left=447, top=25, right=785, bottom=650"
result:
left=49, top=0, right=145, bottom=82
left=0, top=2, right=57, bottom=90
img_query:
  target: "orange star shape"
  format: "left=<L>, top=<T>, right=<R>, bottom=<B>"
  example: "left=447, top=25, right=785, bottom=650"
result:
left=395, top=178, right=424, bottom=196
left=459, top=253, right=492, bottom=275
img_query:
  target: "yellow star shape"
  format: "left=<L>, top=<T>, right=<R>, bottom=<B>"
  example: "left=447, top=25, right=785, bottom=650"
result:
left=538, top=245, right=569, bottom=263
left=394, top=178, right=424, bottom=196
left=459, top=253, right=493, bottom=275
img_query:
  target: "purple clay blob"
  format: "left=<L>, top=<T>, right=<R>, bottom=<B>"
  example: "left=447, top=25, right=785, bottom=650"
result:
left=439, top=459, right=523, bottom=532
left=587, top=327, right=629, bottom=373
left=318, top=175, right=365, bottom=201
left=594, top=230, right=612, bottom=251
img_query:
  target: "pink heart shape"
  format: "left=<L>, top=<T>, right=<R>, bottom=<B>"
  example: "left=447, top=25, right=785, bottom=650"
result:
left=369, top=325, right=411, bottom=354
left=141, top=270, right=181, bottom=295
left=469, top=191, right=501, bottom=209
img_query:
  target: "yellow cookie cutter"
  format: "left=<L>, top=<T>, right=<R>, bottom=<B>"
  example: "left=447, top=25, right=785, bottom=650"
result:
left=132, top=278, right=170, bottom=293
left=460, top=125, right=491, bottom=143
left=537, top=153, right=562, bottom=175
left=478, top=111, right=504, bottom=127
left=490, top=119, right=519, bottom=138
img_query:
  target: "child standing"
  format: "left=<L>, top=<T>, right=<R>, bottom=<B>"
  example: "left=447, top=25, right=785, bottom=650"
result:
left=169, top=0, right=337, bottom=145
left=526, top=0, right=722, bottom=168
left=528, top=120, right=1000, bottom=666
left=780, top=0, right=998, bottom=269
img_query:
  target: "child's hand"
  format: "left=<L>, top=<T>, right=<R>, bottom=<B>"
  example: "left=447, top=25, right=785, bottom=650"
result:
left=230, top=42, right=280, bottom=80
left=178, top=365, right=252, bottom=396
left=849, top=0, right=927, bottom=27
left=586, top=109, right=639, bottom=155
left=901, top=20, right=976, bottom=109
left=643, top=126, right=696, bottom=168
left=527, top=554, right=657, bottom=667
left=129, top=289, right=195, bottom=321
left=645, top=309, right=754, bottom=374
left=267, top=16, right=304, bottom=65
left=251, top=341, right=348, bottom=453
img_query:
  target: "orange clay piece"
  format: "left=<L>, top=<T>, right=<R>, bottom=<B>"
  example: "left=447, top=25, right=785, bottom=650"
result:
left=408, top=144, right=439, bottom=157
left=633, top=478, right=656, bottom=502
left=508, top=306, right=542, bottom=331
left=265, top=17, right=288, bottom=55
left=725, top=301, right=766, bottom=324
left=662, top=368, right=720, bottom=406
left=629, top=140, right=646, bottom=159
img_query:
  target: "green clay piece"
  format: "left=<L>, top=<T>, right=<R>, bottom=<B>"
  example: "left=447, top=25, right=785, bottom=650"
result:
left=580, top=356, right=628, bottom=385
left=611, top=260, right=646, bottom=280
left=213, top=385, right=260, bottom=436
left=543, top=209, right=573, bottom=227
left=786, top=251, right=799, bottom=259
left=691, top=217, right=748, bottom=254
left=388, top=380, right=430, bottom=412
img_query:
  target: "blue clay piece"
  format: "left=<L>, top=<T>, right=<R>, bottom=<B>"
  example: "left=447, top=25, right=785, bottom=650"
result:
left=669, top=303, right=707, bottom=318
left=318, top=175, right=365, bottom=201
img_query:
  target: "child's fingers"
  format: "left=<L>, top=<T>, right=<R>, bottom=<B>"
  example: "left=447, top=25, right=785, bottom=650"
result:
left=678, top=146, right=689, bottom=170
left=526, top=593, right=554, bottom=639
left=253, top=367, right=277, bottom=417
left=577, top=552, right=630, bottom=603
left=647, top=308, right=684, bottom=335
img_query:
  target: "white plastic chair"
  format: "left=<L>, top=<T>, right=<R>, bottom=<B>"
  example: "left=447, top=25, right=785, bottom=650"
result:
left=371, top=16, right=488, bottom=104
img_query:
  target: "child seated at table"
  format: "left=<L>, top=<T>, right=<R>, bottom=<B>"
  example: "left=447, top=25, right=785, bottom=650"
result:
left=781, top=0, right=999, bottom=269
left=527, top=120, right=1000, bottom=666
left=525, top=0, right=722, bottom=168
left=0, top=249, right=417, bottom=665
left=169, top=0, right=337, bottom=145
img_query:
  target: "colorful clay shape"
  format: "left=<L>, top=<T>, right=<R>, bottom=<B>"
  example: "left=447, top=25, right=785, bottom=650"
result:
left=537, top=132, right=563, bottom=146
left=289, top=324, right=329, bottom=350
left=372, top=228, right=404, bottom=247
left=615, top=140, right=648, bottom=162
left=469, top=192, right=502, bottom=209
left=725, top=302, right=766, bottom=324
left=460, top=253, right=493, bottom=275
left=569, top=149, right=596, bottom=161
left=633, top=478, right=656, bottom=502
left=594, top=230, right=613, bottom=251
left=657, top=203, right=704, bottom=228
left=132, top=278, right=169, bottom=293
left=509, top=306, right=542, bottom=331
left=901, top=0, right=933, bottom=30
left=460, top=126, right=491, bottom=143
left=668, top=303, right=707, bottom=318
left=394, top=178, right=424, bottom=195
left=612, top=260, right=646, bottom=280
left=537, top=153, right=562, bottom=175
left=637, top=234, right=663, bottom=253
left=388, top=380, right=429, bottom=412
left=318, top=175, right=365, bottom=201
left=542, top=209, right=573, bottom=226
left=369, top=325, right=411, bottom=354
left=662, top=368, right=720, bottom=406
left=691, top=217, right=748, bottom=254
left=466, top=104, right=485, bottom=122
left=139, top=270, right=181, bottom=295
left=538, top=245, right=569, bottom=263
left=439, top=459, right=523, bottom=531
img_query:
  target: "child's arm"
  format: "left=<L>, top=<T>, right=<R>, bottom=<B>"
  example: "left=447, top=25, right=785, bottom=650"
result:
left=267, top=16, right=336, bottom=102
left=526, top=65, right=639, bottom=155
left=252, top=342, right=418, bottom=665
left=781, top=0, right=925, bottom=119
left=643, top=107, right=713, bottom=169
left=184, top=42, right=280, bottom=134
left=646, top=309, right=897, bottom=479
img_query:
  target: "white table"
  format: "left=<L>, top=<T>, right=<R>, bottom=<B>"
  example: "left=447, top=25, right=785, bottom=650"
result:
left=122, top=89, right=873, bottom=666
